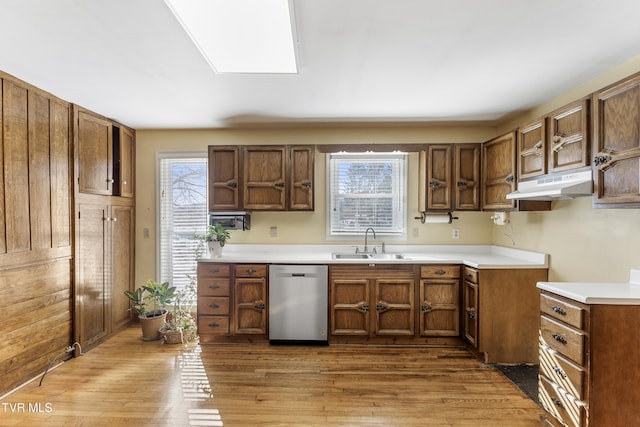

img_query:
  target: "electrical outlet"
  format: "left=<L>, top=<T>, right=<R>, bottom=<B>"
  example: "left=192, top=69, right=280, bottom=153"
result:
left=452, top=228, right=460, bottom=239
left=270, top=226, right=278, bottom=237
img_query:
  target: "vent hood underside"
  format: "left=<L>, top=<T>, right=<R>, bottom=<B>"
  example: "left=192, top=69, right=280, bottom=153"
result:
left=506, top=169, right=593, bottom=201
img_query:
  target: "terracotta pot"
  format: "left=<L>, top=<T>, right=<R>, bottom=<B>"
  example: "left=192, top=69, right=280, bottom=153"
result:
left=139, top=310, right=167, bottom=341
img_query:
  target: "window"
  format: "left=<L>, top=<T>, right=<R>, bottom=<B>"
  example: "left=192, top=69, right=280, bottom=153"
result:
left=158, top=153, right=207, bottom=290
left=327, top=152, right=408, bottom=238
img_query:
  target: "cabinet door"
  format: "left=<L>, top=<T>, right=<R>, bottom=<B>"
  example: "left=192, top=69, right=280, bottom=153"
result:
left=330, top=278, right=370, bottom=335
left=462, top=280, right=478, bottom=348
left=425, top=144, right=452, bottom=210
left=482, top=132, right=516, bottom=210
left=593, top=74, right=640, bottom=207
left=208, top=146, right=240, bottom=211
left=243, top=146, right=286, bottom=210
left=419, top=278, right=459, bottom=336
left=517, top=119, right=546, bottom=180
left=288, top=145, right=314, bottom=210
left=234, top=277, right=267, bottom=334
left=373, top=278, right=415, bottom=336
left=76, top=203, right=110, bottom=350
left=77, top=111, right=113, bottom=195
left=111, top=204, right=134, bottom=332
left=116, top=126, right=135, bottom=198
left=454, top=143, right=481, bottom=210
left=548, top=99, right=590, bottom=173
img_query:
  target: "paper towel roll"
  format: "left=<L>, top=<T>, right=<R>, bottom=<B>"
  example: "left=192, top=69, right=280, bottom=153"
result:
left=415, top=212, right=457, bottom=224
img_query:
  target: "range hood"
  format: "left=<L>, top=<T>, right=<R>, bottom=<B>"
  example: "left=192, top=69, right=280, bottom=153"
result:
left=506, top=169, right=593, bottom=201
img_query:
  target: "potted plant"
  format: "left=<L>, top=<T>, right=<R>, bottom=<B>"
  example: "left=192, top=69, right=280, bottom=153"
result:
left=124, top=279, right=176, bottom=341
left=159, top=276, right=198, bottom=344
left=194, top=223, right=231, bottom=257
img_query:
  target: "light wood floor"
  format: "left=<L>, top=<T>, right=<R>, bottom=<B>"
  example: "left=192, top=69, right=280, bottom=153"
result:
left=0, top=327, right=551, bottom=426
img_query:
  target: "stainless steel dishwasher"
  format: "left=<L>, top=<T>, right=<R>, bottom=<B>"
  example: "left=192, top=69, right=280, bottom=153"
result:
left=269, top=265, right=328, bottom=345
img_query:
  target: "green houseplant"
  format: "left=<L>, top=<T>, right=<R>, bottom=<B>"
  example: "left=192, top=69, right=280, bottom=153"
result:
left=124, top=279, right=176, bottom=341
left=194, top=223, right=231, bottom=258
left=159, top=276, right=198, bottom=344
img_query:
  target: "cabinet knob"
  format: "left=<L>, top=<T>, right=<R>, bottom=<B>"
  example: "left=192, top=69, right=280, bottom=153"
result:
left=226, top=180, right=238, bottom=189
left=208, top=322, right=220, bottom=328
left=255, top=302, right=266, bottom=310
left=552, top=398, right=564, bottom=409
left=456, top=181, right=468, bottom=187
left=421, top=303, right=433, bottom=312
left=301, top=181, right=312, bottom=189
left=435, top=269, right=446, bottom=275
left=122, top=180, right=127, bottom=185
left=209, top=284, right=220, bottom=290
left=551, top=365, right=567, bottom=379
left=551, top=306, right=566, bottom=316
left=107, top=179, right=115, bottom=183
left=505, top=175, right=514, bottom=183
left=246, top=268, right=256, bottom=274
left=428, top=181, right=440, bottom=188
left=208, top=303, right=219, bottom=309
left=274, top=180, right=285, bottom=188
left=468, top=307, right=476, bottom=319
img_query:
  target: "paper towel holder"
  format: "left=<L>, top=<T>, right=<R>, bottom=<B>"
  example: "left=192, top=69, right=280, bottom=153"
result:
left=414, top=211, right=459, bottom=224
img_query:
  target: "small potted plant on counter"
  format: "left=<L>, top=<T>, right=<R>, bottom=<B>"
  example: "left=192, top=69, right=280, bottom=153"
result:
left=194, top=223, right=231, bottom=258
left=124, top=279, right=176, bottom=341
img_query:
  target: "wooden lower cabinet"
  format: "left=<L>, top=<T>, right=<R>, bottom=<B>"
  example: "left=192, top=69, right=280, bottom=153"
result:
left=419, top=265, right=460, bottom=336
left=462, top=267, right=548, bottom=364
left=539, top=291, right=640, bottom=427
left=197, top=263, right=268, bottom=343
left=330, top=264, right=415, bottom=338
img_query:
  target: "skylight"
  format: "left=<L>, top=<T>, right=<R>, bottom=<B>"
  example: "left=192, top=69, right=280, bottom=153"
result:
left=164, top=0, right=298, bottom=74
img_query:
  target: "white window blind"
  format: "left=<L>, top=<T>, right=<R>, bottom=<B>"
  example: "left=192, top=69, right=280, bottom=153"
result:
left=327, top=152, right=407, bottom=237
left=159, top=154, right=207, bottom=290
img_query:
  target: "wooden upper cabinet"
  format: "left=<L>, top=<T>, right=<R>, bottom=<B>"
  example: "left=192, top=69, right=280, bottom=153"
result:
left=77, top=110, right=113, bottom=195
left=517, top=118, right=546, bottom=180
left=114, top=125, right=135, bottom=198
left=419, top=143, right=480, bottom=212
left=243, top=146, right=287, bottom=210
left=592, top=73, right=640, bottom=207
left=454, top=143, right=481, bottom=210
left=208, top=146, right=240, bottom=211
left=209, top=145, right=315, bottom=211
left=288, top=145, right=314, bottom=210
left=548, top=99, right=590, bottom=173
left=482, top=132, right=516, bottom=210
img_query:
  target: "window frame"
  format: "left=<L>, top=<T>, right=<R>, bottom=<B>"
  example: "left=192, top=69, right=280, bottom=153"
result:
left=326, top=151, right=408, bottom=240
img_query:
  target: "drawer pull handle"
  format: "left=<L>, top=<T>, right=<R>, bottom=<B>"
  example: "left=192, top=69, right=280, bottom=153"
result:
left=552, top=398, right=564, bottom=409
left=209, top=269, right=220, bottom=273
left=552, top=333, right=567, bottom=344
left=208, top=322, right=220, bottom=328
left=435, top=269, right=446, bottom=275
left=551, top=306, right=567, bottom=315
left=246, top=268, right=256, bottom=274
left=209, top=285, right=220, bottom=290
left=208, top=303, right=220, bottom=309
left=552, top=365, right=567, bottom=379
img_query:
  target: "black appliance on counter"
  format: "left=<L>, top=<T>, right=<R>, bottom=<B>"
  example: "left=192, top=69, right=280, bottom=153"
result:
left=209, top=212, right=251, bottom=230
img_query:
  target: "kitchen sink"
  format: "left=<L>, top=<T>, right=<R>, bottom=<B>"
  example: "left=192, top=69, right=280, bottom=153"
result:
left=331, top=252, right=407, bottom=260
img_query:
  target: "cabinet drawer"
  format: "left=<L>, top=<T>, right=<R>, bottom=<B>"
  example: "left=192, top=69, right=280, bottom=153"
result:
left=198, top=278, right=231, bottom=296
left=539, top=343, right=586, bottom=400
left=198, top=263, right=230, bottom=278
left=198, top=297, right=230, bottom=315
left=540, top=293, right=584, bottom=329
left=198, top=315, right=230, bottom=334
left=421, top=265, right=460, bottom=279
left=462, top=267, right=478, bottom=284
left=235, top=264, right=267, bottom=278
left=540, top=315, right=585, bottom=366
left=539, top=374, right=585, bottom=427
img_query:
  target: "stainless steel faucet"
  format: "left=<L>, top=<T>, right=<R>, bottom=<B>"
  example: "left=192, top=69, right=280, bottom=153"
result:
left=364, top=227, right=376, bottom=253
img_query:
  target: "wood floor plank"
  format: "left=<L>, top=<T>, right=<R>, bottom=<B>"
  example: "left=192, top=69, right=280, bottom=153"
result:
left=0, top=327, right=552, bottom=426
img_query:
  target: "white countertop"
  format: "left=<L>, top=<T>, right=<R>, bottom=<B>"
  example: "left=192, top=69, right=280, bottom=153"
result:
left=537, top=269, right=640, bottom=305
left=198, top=244, right=548, bottom=269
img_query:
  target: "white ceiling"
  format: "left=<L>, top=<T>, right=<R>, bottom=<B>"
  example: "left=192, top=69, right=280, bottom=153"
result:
left=1, top=0, right=640, bottom=129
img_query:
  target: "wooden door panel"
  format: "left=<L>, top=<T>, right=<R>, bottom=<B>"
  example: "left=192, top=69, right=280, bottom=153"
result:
left=77, top=203, right=109, bottom=349
left=3, top=80, right=30, bottom=253
left=454, top=144, right=480, bottom=210
left=243, top=146, right=286, bottom=210
left=419, top=279, right=460, bottom=336
left=330, top=279, right=369, bottom=335
left=111, top=204, right=134, bottom=331
left=482, top=133, right=516, bottom=210
left=289, top=146, right=314, bottom=210
left=426, top=144, right=452, bottom=210
left=517, top=119, right=546, bottom=179
left=234, top=277, right=267, bottom=334
left=463, top=281, right=478, bottom=347
left=208, top=146, right=240, bottom=211
left=118, top=127, right=134, bottom=198
left=373, top=279, right=414, bottom=336
left=77, top=111, right=112, bottom=195
left=548, top=99, right=589, bottom=173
